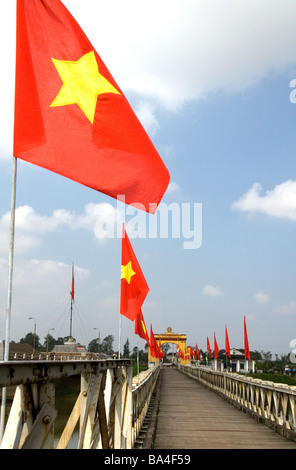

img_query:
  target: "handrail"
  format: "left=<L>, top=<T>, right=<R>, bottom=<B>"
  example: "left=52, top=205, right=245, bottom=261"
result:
left=0, top=359, right=160, bottom=449
left=179, top=364, right=296, bottom=441
left=132, top=365, right=161, bottom=446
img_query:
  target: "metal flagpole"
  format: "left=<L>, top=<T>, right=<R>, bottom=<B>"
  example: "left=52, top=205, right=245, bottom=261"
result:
left=118, top=226, right=123, bottom=360
left=137, top=338, right=139, bottom=376
left=0, top=156, right=17, bottom=442
left=69, top=269, right=73, bottom=340
left=118, top=313, right=122, bottom=359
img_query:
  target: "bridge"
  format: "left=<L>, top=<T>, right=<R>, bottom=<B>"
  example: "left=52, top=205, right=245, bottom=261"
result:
left=0, top=357, right=296, bottom=449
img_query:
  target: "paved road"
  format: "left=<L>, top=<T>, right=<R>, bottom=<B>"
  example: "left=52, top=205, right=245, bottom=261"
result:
left=153, top=367, right=296, bottom=449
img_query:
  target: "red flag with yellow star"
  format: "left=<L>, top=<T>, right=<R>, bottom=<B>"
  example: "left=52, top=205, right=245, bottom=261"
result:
left=134, top=310, right=149, bottom=344
left=13, top=0, right=170, bottom=213
left=120, top=225, right=149, bottom=321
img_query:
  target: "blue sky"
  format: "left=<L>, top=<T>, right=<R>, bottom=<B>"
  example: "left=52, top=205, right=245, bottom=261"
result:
left=1, top=1, right=296, bottom=357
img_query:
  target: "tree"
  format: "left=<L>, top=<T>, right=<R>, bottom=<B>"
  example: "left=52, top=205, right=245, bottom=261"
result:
left=123, top=339, right=130, bottom=357
left=132, top=346, right=148, bottom=364
left=56, top=337, right=65, bottom=345
left=43, top=333, right=56, bottom=353
left=162, top=343, right=171, bottom=354
left=260, top=350, right=272, bottom=361
left=88, top=338, right=99, bottom=353
left=20, top=332, right=41, bottom=350
left=100, top=335, right=114, bottom=354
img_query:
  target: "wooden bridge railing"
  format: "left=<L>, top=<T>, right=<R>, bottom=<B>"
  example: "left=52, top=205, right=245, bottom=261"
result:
left=0, top=359, right=160, bottom=449
left=179, top=364, right=296, bottom=441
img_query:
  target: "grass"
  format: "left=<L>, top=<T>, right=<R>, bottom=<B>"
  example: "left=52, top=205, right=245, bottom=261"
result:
left=133, top=363, right=148, bottom=376
left=249, top=372, right=296, bottom=386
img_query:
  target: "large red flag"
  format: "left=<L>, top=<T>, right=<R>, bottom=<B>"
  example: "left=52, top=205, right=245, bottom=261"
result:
left=134, top=310, right=149, bottom=344
left=244, top=316, right=251, bottom=360
left=207, top=336, right=211, bottom=359
left=214, top=333, right=219, bottom=360
left=225, top=325, right=231, bottom=358
left=120, top=225, right=149, bottom=321
left=14, top=0, right=170, bottom=213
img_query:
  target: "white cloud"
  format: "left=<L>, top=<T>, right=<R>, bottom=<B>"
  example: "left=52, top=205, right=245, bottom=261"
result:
left=254, top=291, right=269, bottom=304
left=203, top=284, right=224, bottom=297
left=72, top=203, right=123, bottom=233
left=165, top=182, right=180, bottom=195
left=2, top=1, right=296, bottom=158
left=232, top=180, right=296, bottom=221
left=0, top=203, right=123, bottom=255
left=134, top=101, right=159, bottom=135
left=274, top=301, right=296, bottom=316
left=0, top=259, right=90, bottom=341
left=65, top=0, right=296, bottom=108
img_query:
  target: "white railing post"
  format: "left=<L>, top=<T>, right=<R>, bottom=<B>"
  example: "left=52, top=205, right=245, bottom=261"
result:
left=122, top=365, right=133, bottom=449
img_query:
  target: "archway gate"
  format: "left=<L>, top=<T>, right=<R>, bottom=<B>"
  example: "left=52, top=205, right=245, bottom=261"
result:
left=148, top=327, right=189, bottom=365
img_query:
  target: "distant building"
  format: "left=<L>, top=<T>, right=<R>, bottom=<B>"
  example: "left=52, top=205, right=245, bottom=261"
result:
left=0, top=341, right=33, bottom=360
left=51, top=338, right=87, bottom=358
left=212, top=348, right=255, bottom=373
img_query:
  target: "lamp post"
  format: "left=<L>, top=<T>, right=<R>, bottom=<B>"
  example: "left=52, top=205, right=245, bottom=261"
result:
left=93, top=328, right=100, bottom=358
left=46, top=328, right=55, bottom=353
left=28, top=317, right=36, bottom=356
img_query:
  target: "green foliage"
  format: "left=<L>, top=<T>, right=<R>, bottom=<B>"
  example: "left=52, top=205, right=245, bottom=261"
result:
left=123, top=339, right=130, bottom=357
left=99, top=335, right=114, bottom=354
left=132, top=363, right=148, bottom=376
left=249, top=372, right=296, bottom=386
left=88, top=338, right=100, bottom=353
left=20, top=332, right=41, bottom=349
left=17, top=331, right=149, bottom=363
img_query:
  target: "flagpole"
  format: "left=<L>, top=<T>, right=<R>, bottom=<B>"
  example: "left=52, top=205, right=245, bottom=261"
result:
left=118, top=314, right=121, bottom=359
left=137, top=337, right=139, bottom=376
left=0, top=156, right=17, bottom=442
left=69, top=262, right=74, bottom=340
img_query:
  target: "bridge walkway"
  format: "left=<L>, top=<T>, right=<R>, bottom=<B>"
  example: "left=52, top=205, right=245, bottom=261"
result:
left=152, top=367, right=296, bottom=449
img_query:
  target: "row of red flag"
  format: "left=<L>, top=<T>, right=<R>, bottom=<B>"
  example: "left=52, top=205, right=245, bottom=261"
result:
left=179, top=317, right=251, bottom=362
left=120, top=224, right=164, bottom=359
left=120, top=223, right=252, bottom=362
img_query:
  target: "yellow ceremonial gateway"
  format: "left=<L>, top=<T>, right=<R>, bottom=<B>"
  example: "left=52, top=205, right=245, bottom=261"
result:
left=148, top=327, right=189, bottom=365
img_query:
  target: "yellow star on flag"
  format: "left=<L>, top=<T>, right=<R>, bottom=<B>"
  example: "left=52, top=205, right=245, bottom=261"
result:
left=121, top=261, right=136, bottom=284
left=50, top=50, right=120, bottom=123
left=141, top=320, right=147, bottom=334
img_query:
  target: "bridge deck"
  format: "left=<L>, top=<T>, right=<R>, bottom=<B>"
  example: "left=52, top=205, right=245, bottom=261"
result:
left=153, top=367, right=296, bottom=449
